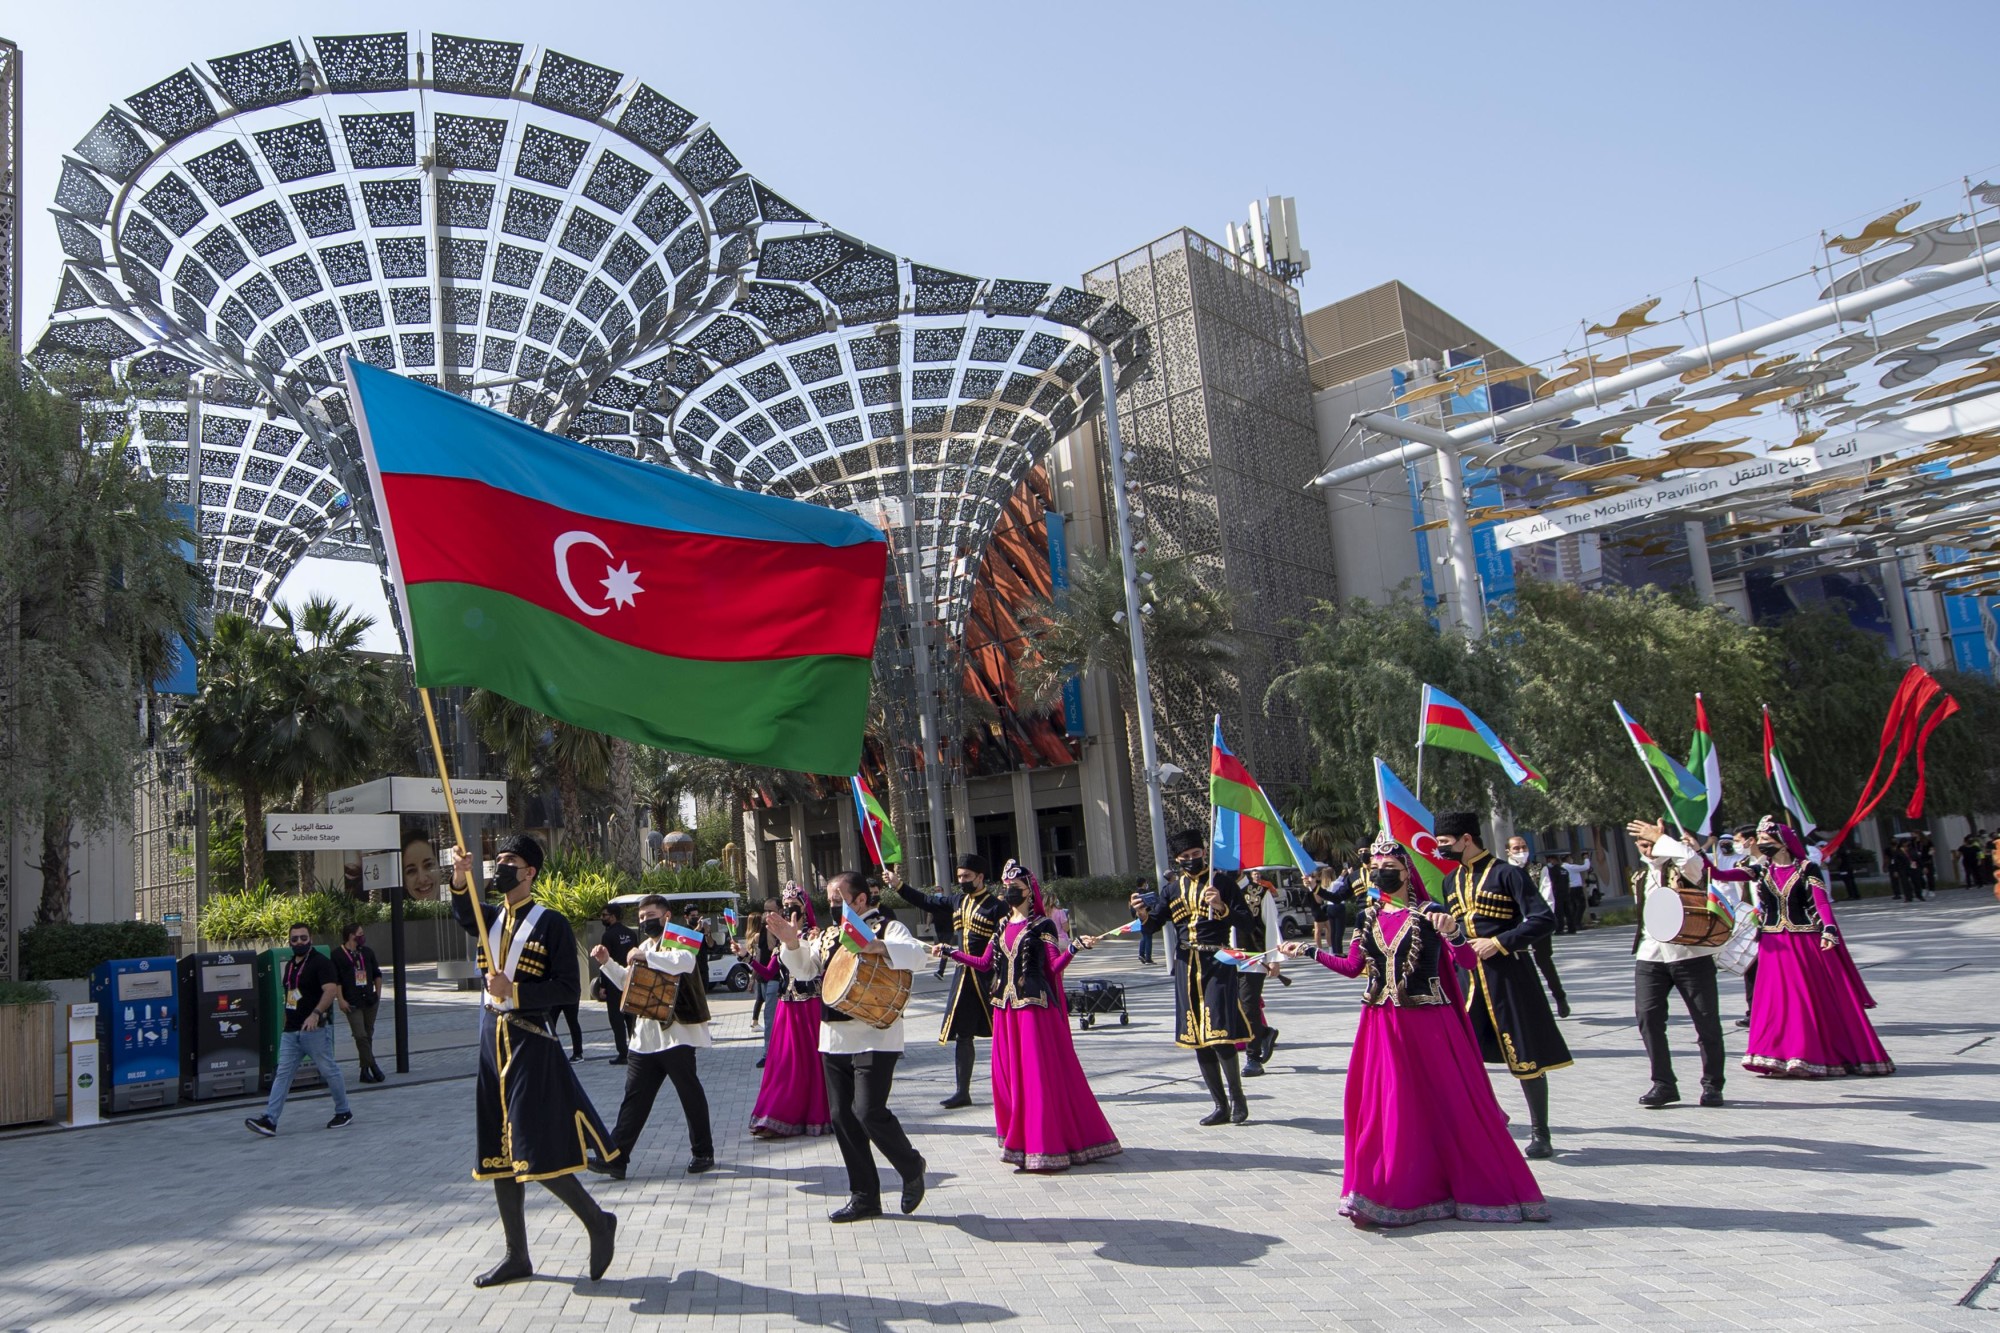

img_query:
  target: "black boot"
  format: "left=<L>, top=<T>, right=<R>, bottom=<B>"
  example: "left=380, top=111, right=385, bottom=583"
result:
left=542, top=1172, right=617, bottom=1281
left=1522, top=1076, right=1553, bottom=1159
left=1195, top=1048, right=1230, bottom=1126
left=940, top=1037, right=974, bottom=1108
left=1220, top=1045, right=1250, bottom=1124
left=474, top=1178, right=533, bottom=1288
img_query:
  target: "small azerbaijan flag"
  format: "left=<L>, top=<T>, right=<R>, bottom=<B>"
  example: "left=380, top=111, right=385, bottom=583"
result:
left=723, top=907, right=740, bottom=935
left=1615, top=701, right=1708, bottom=817
left=1419, top=685, right=1545, bottom=790
left=839, top=904, right=878, bottom=955
left=1373, top=756, right=1457, bottom=903
left=1103, top=919, right=1144, bottom=937
left=346, top=359, right=888, bottom=775
left=659, top=921, right=704, bottom=953
left=850, top=774, right=902, bottom=867
left=1210, top=718, right=1319, bottom=872
left=1217, top=947, right=1271, bottom=969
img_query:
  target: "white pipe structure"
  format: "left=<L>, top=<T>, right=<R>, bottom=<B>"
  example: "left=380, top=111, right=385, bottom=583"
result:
left=1685, top=520, right=1717, bottom=604
left=1311, top=239, right=2000, bottom=489
left=1345, top=412, right=1486, bottom=634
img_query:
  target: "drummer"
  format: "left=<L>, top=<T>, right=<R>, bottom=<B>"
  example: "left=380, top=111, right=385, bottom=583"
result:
left=1627, top=818, right=1741, bottom=1109
left=767, top=870, right=931, bottom=1223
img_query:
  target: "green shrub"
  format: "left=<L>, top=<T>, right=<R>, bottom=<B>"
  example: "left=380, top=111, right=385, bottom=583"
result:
left=21, top=921, right=174, bottom=979
left=199, top=884, right=393, bottom=943
left=0, top=979, right=55, bottom=1006
left=1045, top=874, right=1141, bottom=904
left=638, top=865, right=734, bottom=895
left=401, top=897, right=451, bottom=920
left=533, top=860, right=629, bottom=925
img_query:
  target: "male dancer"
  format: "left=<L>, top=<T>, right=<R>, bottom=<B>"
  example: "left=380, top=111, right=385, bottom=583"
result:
left=594, top=902, right=639, bottom=1065
left=1434, top=813, right=1569, bottom=1159
left=1627, top=819, right=1735, bottom=1108
left=450, top=835, right=617, bottom=1287
left=770, top=870, right=929, bottom=1221
left=1237, top=873, right=1284, bottom=1075
left=899, top=853, right=1004, bottom=1108
left=589, top=894, right=716, bottom=1179
left=1506, top=835, right=1571, bottom=1018
left=1131, top=830, right=1255, bottom=1125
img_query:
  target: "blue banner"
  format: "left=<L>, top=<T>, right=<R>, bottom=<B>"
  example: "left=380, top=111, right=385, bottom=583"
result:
left=1045, top=511, right=1085, bottom=737
left=156, top=501, right=200, bottom=696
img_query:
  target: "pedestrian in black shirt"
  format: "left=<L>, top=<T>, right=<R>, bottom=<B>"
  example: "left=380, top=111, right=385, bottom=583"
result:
left=594, top=904, right=640, bottom=1065
left=245, top=923, right=355, bottom=1136
left=336, top=923, right=385, bottom=1083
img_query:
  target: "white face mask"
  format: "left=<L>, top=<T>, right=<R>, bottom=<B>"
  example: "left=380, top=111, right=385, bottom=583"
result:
left=1507, top=850, right=1529, bottom=867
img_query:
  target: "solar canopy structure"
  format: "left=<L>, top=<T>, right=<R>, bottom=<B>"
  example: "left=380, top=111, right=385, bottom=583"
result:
left=35, top=30, right=1149, bottom=787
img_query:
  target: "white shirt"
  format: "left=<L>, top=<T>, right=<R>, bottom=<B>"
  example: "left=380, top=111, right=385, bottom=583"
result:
left=780, top=916, right=928, bottom=1055
left=1635, top=835, right=1742, bottom=964
left=599, top=940, right=710, bottom=1053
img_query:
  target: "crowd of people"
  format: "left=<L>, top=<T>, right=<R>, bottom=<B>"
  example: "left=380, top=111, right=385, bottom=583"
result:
left=235, top=796, right=1959, bottom=1286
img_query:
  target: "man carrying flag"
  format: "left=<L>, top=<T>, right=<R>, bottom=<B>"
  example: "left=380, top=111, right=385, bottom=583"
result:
left=1209, top=721, right=1312, bottom=1076
left=589, top=895, right=717, bottom=1181
left=1433, top=811, right=1569, bottom=1160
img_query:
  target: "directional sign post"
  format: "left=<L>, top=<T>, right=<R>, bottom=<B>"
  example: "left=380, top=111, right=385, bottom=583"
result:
left=263, top=813, right=401, bottom=850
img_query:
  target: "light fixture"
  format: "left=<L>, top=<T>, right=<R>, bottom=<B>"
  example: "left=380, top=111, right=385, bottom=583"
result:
left=1140, top=603, right=1156, bottom=616
left=1112, top=610, right=1128, bottom=625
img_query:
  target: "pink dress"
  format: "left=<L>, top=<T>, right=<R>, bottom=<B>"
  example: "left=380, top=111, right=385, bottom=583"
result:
left=1316, top=906, right=1549, bottom=1226
left=950, top=917, right=1122, bottom=1171
left=1744, top=864, right=1893, bottom=1078
left=747, top=951, right=832, bottom=1137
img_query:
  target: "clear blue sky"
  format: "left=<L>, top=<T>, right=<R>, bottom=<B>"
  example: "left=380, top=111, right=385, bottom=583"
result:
left=11, top=0, right=2000, bottom=367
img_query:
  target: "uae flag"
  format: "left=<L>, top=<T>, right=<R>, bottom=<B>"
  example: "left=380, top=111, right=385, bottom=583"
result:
left=1674, top=693, right=1723, bottom=835
left=1762, top=705, right=1815, bottom=831
left=347, top=360, right=887, bottom=775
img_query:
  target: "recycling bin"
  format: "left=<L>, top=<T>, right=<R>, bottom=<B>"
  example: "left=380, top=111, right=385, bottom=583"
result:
left=178, top=951, right=261, bottom=1101
left=89, top=956, right=180, bottom=1114
left=254, top=946, right=328, bottom=1093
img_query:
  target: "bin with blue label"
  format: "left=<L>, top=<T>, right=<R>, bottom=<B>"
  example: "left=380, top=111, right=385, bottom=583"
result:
left=89, top=956, right=180, bottom=1114
left=178, top=951, right=261, bottom=1101
left=254, top=946, right=327, bottom=1092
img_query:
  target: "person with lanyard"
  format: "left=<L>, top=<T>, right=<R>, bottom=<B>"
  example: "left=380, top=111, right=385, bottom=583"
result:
left=740, top=886, right=831, bottom=1137
left=1236, top=872, right=1285, bottom=1076
left=588, top=894, right=716, bottom=1179
left=769, top=870, right=930, bottom=1222
left=336, top=922, right=385, bottom=1083
left=449, top=834, right=618, bottom=1288
left=593, top=903, right=640, bottom=1065
left=1433, top=812, right=1569, bottom=1160
left=1725, top=816, right=1894, bottom=1078
left=244, top=922, right=355, bottom=1136
left=898, top=853, right=1005, bottom=1109
left=1505, top=835, right=1570, bottom=1019
left=936, top=860, right=1122, bottom=1172
left=1279, top=834, right=1548, bottom=1227
left=1130, top=829, right=1256, bottom=1127
left=1626, top=818, right=1738, bottom=1109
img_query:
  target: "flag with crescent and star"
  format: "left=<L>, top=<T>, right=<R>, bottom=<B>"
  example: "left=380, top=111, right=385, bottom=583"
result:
left=345, top=359, right=888, bottom=774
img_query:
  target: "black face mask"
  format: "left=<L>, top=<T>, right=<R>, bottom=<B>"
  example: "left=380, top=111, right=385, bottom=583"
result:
left=492, top=863, right=522, bottom=895
left=640, top=917, right=665, bottom=939
left=291, top=941, right=311, bottom=957
left=1178, top=856, right=1207, bottom=875
left=1371, top=867, right=1405, bottom=893
left=1001, top=885, right=1027, bottom=909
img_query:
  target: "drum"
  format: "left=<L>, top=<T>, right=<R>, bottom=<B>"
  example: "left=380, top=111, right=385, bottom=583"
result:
left=823, top=948, right=912, bottom=1029
left=1642, top=882, right=1732, bottom=949
left=1717, top=913, right=1761, bottom=975
left=620, top=960, right=681, bottom=1023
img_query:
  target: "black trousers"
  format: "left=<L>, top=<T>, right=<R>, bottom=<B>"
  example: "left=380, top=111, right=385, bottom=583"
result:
left=1556, top=884, right=1587, bottom=934
left=602, top=990, right=632, bottom=1058
left=552, top=1003, right=584, bottom=1058
left=1238, top=973, right=1270, bottom=1039
left=822, top=1049, right=922, bottom=1201
left=609, top=1045, right=713, bottom=1160
left=1530, top=935, right=1566, bottom=1005
left=1635, top=956, right=1725, bottom=1093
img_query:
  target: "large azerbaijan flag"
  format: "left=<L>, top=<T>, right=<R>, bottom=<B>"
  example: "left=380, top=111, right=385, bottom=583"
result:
left=346, top=359, right=888, bottom=775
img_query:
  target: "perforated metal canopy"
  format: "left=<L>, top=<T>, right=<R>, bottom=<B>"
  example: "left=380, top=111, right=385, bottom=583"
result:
left=36, top=31, right=1149, bottom=629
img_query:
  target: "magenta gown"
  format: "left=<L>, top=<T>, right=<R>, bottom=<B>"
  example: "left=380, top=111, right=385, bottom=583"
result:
left=950, top=918, right=1122, bottom=1171
left=1316, top=907, right=1549, bottom=1226
left=1744, top=864, right=1893, bottom=1079
left=747, top=952, right=832, bottom=1137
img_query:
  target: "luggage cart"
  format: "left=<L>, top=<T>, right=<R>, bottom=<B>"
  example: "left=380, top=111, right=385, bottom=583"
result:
left=1074, top=978, right=1129, bottom=1030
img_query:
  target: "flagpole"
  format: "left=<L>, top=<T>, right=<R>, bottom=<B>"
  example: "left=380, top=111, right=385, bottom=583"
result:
left=1414, top=688, right=1427, bottom=804
left=1617, top=704, right=1694, bottom=844
left=421, top=687, right=490, bottom=951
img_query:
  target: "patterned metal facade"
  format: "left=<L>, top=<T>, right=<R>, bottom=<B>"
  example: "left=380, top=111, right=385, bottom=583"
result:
left=1084, top=229, right=1335, bottom=858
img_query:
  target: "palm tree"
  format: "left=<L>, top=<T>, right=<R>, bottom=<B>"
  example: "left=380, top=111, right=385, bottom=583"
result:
left=171, top=614, right=293, bottom=891
left=1014, top=547, right=1237, bottom=708
left=465, top=690, right=612, bottom=852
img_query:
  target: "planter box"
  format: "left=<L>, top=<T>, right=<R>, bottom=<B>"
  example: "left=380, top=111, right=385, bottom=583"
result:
left=1, top=1001, right=57, bottom=1126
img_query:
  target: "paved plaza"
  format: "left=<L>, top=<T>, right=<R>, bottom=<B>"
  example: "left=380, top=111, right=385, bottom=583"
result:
left=2, top=892, right=1997, bottom=1331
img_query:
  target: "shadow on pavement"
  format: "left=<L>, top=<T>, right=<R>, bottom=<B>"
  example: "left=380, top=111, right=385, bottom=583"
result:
left=1542, top=1197, right=1928, bottom=1249
left=598, top=1269, right=1016, bottom=1326
left=920, top=1212, right=1284, bottom=1267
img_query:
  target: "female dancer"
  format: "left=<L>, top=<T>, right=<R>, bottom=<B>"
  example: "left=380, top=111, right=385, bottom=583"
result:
left=932, top=861, right=1122, bottom=1172
left=1735, top=817, right=1893, bottom=1078
left=738, top=886, right=832, bottom=1137
left=1279, top=834, right=1548, bottom=1227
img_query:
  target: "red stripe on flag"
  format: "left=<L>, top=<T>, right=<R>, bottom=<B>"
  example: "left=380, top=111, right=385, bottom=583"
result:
left=386, top=473, right=883, bottom=661
left=1210, top=748, right=1259, bottom=789
left=1239, top=819, right=1269, bottom=867
left=1424, top=704, right=1477, bottom=735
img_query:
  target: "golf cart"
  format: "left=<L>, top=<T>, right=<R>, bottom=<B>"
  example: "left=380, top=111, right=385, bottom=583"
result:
left=606, top=891, right=754, bottom=992
left=1247, top=867, right=1317, bottom=940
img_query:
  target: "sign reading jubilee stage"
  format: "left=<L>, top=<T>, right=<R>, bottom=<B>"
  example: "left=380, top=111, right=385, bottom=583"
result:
left=264, top=813, right=401, bottom=850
